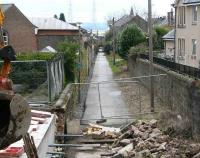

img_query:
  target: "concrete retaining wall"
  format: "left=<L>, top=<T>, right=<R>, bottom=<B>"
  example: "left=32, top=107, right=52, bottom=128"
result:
left=128, top=55, right=200, bottom=139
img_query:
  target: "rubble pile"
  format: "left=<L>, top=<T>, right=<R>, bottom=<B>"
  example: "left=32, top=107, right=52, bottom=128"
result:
left=83, top=123, right=121, bottom=139
left=83, top=120, right=200, bottom=158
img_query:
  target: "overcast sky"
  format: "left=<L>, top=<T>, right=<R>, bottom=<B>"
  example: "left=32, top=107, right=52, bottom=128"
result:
left=2, top=0, right=174, bottom=23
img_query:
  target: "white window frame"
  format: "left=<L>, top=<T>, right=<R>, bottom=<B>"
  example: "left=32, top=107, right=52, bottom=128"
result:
left=178, top=6, right=186, bottom=27
left=192, top=6, right=198, bottom=24
left=192, top=39, right=197, bottom=55
left=178, top=38, right=185, bottom=57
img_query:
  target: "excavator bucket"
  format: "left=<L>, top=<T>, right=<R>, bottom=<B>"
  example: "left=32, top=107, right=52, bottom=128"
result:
left=0, top=5, right=31, bottom=150
left=0, top=46, right=31, bottom=149
left=0, top=93, right=31, bottom=149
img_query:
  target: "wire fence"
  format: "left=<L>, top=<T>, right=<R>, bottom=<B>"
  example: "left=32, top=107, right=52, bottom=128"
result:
left=8, top=53, right=64, bottom=104
left=66, top=74, right=170, bottom=123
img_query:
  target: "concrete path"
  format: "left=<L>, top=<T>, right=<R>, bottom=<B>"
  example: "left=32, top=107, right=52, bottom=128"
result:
left=82, top=52, right=132, bottom=126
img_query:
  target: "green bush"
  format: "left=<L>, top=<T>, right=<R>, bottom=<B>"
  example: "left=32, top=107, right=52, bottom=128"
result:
left=129, top=46, right=147, bottom=56
left=4, top=52, right=55, bottom=88
left=154, top=26, right=170, bottom=50
left=17, top=52, right=55, bottom=61
left=103, top=42, right=112, bottom=54
left=119, top=24, right=146, bottom=59
left=57, top=41, right=79, bottom=82
left=10, top=62, right=47, bottom=88
left=105, top=30, right=113, bottom=42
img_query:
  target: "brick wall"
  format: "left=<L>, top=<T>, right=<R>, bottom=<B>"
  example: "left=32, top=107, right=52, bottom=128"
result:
left=3, top=5, right=37, bottom=53
left=128, top=55, right=200, bottom=139
left=37, top=35, right=78, bottom=50
left=37, top=30, right=79, bottom=50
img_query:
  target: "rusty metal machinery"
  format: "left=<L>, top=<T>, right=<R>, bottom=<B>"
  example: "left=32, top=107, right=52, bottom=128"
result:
left=0, top=6, right=31, bottom=149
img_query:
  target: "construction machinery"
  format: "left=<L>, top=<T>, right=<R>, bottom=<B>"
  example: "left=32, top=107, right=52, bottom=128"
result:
left=0, top=5, right=31, bottom=149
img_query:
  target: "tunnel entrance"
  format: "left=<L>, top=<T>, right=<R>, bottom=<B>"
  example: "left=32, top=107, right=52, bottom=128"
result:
left=0, top=100, right=10, bottom=137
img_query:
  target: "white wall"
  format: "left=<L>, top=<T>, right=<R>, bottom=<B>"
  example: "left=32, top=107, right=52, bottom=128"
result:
left=176, top=0, right=200, bottom=68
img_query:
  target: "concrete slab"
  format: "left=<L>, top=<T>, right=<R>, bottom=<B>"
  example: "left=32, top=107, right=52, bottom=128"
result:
left=67, top=119, right=81, bottom=134
left=82, top=53, right=132, bottom=126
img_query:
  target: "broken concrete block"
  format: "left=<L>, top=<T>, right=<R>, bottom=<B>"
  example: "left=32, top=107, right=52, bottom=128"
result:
left=111, top=153, right=124, bottom=158
left=149, top=119, right=158, bottom=128
left=118, top=143, right=134, bottom=157
left=120, top=139, right=132, bottom=146
left=67, top=119, right=80, bottom=134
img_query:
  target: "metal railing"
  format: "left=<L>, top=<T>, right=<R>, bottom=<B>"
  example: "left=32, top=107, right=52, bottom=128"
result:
left=139, top=54, right=200, bottom=79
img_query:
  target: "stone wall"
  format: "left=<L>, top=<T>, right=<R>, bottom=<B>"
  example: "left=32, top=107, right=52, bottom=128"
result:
left=128, top=55, right=200, bottom=139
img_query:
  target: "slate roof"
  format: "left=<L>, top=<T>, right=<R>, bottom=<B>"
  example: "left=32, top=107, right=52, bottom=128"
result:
left=29, top=17, right=79, bottom=30
left=183, top=0, right=200, bottom=4
left=162, top=29, right=175, bottom=41
left=115, top=15, right=135, bottom=27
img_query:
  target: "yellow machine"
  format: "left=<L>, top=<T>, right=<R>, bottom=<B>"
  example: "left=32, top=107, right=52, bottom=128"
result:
left=0, top=5, right=31, bottom=149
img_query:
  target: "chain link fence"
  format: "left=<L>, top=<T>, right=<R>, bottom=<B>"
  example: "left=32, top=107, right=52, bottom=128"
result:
left=7, top=53, right=64, bottom=104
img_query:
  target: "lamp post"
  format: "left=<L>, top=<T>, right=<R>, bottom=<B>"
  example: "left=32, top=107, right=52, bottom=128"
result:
left=148, top=0, right=154, bottom=112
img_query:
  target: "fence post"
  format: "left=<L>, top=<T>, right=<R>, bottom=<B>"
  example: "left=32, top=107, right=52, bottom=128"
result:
left=47, top=61, right=52, bottom=103
left=61, top=53, right=65, bottom=89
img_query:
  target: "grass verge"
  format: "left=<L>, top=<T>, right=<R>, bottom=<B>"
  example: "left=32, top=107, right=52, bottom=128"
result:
left=106, top=53, right=127, bottom=74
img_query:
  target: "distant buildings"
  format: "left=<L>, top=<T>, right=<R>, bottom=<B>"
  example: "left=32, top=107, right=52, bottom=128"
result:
left=110, top=8, right=148, bottom=34
left=153, top=9, right=175, bottom=28
left=162, top=29, right=175, bottom=59
left=29, top=17, right=79, bottom=50
left=0, top=4, right=80, bottom=53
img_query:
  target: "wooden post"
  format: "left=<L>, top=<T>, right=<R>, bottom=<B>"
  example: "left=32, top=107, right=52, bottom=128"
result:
left=112, top=17, right=116, bottom=65
left=148, top=0, right=154, bottom=112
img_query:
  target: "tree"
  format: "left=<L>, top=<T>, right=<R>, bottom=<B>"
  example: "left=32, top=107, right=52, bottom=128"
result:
left=59, top=13, right=66, bottom=22
left=57, top=41, right=79, bottom=82
left=119, top=24, right=146, bottom=59
left=105, top=30, right=113, bottom=42
left=154, top=26, right=170, bottom=50
left=54, top=14, right=58, bottom=19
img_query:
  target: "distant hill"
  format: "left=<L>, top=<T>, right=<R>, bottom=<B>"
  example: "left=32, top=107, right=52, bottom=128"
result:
left=81, top=23, right=108, bottom=32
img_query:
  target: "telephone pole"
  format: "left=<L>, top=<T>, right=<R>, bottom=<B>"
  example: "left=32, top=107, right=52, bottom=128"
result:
left=112, top=17, right=116, bottom=65
left=68, top=0, right=72, bottom=22
left=92, top=0, right=96, bottom=30
left=148, top=0, right=154, bottom=112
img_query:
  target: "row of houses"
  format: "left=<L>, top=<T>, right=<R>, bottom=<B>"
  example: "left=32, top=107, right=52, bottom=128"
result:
left=1, top=4, right=80, bottom=53
left=163, top=0, right=200, bottom=68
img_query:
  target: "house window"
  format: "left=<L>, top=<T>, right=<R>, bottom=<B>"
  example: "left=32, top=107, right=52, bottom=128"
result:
left=192, top=6, right=198, bottom=24
left=192, top=39, right=197, bottom=55
left=178, top=6, right=186, bottom=27
left=178, top=38, right=185, bottom=56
